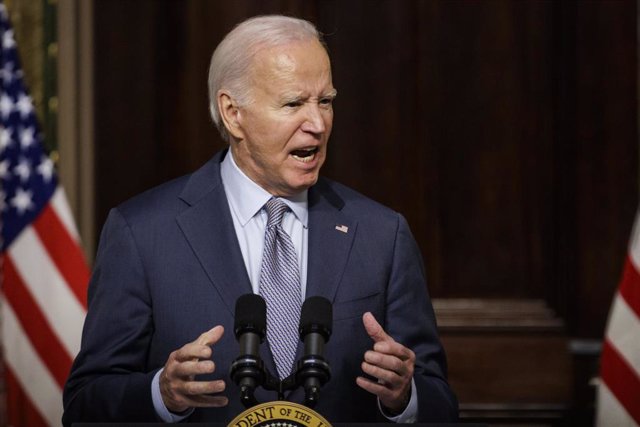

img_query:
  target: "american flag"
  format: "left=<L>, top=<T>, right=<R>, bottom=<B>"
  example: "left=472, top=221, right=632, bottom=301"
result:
left=596, top=210, right=640, bottom=426
left=0, top=3, right=89, bottom=426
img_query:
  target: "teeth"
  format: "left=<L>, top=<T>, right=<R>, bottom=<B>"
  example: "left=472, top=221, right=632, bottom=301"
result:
left=290, top=147, right=318, bottom=163
left=291, top=151, right=316, bottom=163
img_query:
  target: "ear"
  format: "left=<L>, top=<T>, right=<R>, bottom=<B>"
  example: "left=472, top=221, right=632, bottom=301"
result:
left=217, top=90, right=244, bottom=140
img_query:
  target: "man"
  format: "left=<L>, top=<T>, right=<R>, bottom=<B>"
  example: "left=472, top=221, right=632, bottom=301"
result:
left=63, top=15, right=457, bottom=424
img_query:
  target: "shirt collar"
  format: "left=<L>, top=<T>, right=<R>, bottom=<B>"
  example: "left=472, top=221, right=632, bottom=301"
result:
left=220, top=150, right=308, bottom=228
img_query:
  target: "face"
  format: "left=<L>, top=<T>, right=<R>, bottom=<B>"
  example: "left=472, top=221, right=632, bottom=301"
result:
left=223, top=39, right=336, bottom=197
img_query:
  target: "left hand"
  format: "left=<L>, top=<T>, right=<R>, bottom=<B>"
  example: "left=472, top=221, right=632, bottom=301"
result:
left=356, top=312, right=415, bottom=414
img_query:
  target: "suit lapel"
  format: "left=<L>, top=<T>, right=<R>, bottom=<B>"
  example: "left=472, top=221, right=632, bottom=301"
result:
left=306, top=179, right=357, bottom=304
left=175, top=152, right=253, bottom=316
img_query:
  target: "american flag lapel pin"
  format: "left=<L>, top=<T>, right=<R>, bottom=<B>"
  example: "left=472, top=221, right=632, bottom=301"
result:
left=335, top=224, right=349, bottom=233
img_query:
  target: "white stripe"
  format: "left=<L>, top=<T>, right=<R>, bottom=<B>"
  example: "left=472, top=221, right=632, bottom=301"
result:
left=606, top=292, right=640, bottom=375
left=51, top=187, right=80, bottom=242
left=8, top=226, right=86, bottom=356
left=596, top=381, right=638, bottom=427
left=629, top=211, right=640, bottom=272
left=1, top=300, right=63, bottom=427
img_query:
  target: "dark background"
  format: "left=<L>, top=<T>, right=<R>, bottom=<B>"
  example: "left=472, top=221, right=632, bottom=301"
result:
left=93, top=1, right=638, bottom=425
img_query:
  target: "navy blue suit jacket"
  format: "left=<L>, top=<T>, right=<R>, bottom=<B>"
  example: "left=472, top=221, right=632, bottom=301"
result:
left=63, top=150, right=457, bottom=424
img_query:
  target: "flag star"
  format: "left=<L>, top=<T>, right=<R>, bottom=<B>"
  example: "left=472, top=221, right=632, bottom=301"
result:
left=0, top=125, right=12, bottom=150
left=15, top=92, right=33, bottom=119
left=13, top=157, right=30, bottom=182
left=0, top=61, right=15, bottom=84
left=2, top=28, right=15, bottom=50
left=37, top=155, right=54, bottom=182
left=0, top=159, right=9, bottom=179
left=10, top=187, right=33, bottom=215
left=0, top=190, right=6, bottom=211
left=0, top=93, right=13, bottom=119
left=19, top=126, right=35, bottom=149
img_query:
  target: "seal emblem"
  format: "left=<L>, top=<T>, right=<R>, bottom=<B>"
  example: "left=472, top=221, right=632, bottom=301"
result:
left=227, top=401, right=332, bottom=427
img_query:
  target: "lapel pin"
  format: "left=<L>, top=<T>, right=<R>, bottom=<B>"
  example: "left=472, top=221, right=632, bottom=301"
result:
left=335, top=224, right=349, bottom=233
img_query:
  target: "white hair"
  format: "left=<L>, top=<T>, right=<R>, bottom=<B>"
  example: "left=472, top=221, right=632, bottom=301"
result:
left=208, top=15, right=323, bottom=142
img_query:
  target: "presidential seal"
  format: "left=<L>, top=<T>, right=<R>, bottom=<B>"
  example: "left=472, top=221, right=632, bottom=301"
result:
left=227, top=401, right=332, bottom=427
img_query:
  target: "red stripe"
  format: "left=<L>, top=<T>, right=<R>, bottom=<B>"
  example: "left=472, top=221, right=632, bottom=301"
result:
left=619, top=256, right=640, bottom=318
left=601, top=339, right=640, bottom=424
left=5, top=366, right=49, bottom=427
left=32, top=203, right=89, bottom=309
left=4, top=257, right=74, bottom=388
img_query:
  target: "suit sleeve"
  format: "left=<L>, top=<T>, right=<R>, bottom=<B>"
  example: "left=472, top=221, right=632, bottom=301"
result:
left=385, top=213, right=458, bottom=421
left=62, top=208, right=159, bottom=426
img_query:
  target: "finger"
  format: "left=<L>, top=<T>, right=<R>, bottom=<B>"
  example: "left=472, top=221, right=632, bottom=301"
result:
left=174, top=326, right=224, bottom=362
left=196, top=325, right=224, bottom=346
left=181, top=394, right=229, bottom=408
left=372, top=341, right=415, bottom=361
left=183, top=394, right=229, bottom=408
left=356, top=376, right=395, bottom=400
left=179, top=379, right=227, bottom=397
left=362, top=312, right=393, bottom=343
left=169, top=380, right=229, bottom=410
left=364, top=351, right=409, bottom=377
left=172, top=359, right=216, bottom=379
left=361, top=361, right=404, bottom=388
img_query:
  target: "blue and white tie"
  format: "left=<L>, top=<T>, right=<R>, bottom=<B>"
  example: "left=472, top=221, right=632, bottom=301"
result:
left=258, top=198, right=302, bottom=380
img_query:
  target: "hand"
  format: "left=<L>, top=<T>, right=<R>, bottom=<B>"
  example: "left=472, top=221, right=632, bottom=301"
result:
left=160, top=326, right=229, bottom=413
left=356, top=312, right=415, bottom=414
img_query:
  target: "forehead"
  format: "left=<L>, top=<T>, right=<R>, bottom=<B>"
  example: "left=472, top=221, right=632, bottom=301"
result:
left=249, top=39, right=332, bottom=92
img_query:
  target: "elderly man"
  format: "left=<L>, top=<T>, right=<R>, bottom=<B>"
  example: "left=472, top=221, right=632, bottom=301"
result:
left=63, top=15, right=457, bottom=424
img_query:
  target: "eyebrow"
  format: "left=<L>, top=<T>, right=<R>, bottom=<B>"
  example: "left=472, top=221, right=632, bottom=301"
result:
left=324, top=89, right=338, bottom=98
left=280, top=89, right=338, bottom=102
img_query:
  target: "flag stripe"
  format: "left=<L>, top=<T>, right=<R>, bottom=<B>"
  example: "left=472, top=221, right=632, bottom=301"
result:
left=50, top=187, right=80, bottom=241
left=600, top=339, right=640, bottom=424
left=619, top=256, right=640, bottom=318
left=3, top=256, right=73, bottom=387
left=7, top=224, right=86, bottom=356
left=606, top=291, right=640, bottom=375
left=32, top=202, right=89, bottom=309
left=2, top=300, right=65, bottom=427
left=5, top=367, right=49, bottom=427
left=597, top=382, right=638, bottom=427
left=629, top=215, right=640, bottom=273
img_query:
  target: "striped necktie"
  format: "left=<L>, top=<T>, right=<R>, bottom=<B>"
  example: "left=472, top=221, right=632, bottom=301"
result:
left=258, top=198, right=302, bottom=379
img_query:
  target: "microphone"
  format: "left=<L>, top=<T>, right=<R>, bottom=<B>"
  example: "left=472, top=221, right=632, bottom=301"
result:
left=296, top=296, right=332, bottom=407
left=230, top=294, right=267, bottom=407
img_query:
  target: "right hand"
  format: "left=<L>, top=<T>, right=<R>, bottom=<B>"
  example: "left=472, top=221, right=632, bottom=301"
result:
left=160, top=326, right=229, bottom=413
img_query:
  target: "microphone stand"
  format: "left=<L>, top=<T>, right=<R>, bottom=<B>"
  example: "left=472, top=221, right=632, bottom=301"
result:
left=232, top=356, right=330, bottom=408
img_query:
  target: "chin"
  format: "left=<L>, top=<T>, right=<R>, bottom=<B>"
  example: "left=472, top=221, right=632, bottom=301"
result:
left=284, top=176, right=319, bottom=195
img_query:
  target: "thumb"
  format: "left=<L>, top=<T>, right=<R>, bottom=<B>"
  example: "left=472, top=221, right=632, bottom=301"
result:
left=362, top=312, right=393, bottom=343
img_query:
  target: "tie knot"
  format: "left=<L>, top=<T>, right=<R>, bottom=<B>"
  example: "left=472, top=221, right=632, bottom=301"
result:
left=265, top=198, right=288, bottom=228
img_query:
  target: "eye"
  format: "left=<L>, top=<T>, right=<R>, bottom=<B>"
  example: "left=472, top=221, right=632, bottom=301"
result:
left=284, top=100, right=303, bottom=108
left=319, top=97, right=334, bottom=107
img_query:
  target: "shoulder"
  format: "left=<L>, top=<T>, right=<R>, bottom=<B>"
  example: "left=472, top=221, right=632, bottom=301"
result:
left=315, top=176, right=400, bottom=219
left=114, top=174, right=190, bottom=228
left=313, top=176, right=405, bottom=233
left=113, top=152, right=225, bottom=228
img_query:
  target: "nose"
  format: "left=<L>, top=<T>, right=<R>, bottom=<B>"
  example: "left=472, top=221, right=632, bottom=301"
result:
left=301, top=103, right=327, bottom=134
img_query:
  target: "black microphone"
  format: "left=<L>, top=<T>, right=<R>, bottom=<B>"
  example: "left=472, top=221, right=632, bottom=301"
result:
left=296, top=296, right=332, bottom=407
left=230, top=294, right=267, bottom=407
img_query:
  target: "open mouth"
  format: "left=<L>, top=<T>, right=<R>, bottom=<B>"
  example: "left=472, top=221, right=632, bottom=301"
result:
left=290, top=147, right=319, bottom=163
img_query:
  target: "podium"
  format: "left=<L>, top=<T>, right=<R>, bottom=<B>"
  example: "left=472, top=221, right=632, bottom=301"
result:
left=74, top=424, right=486, bottom=427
